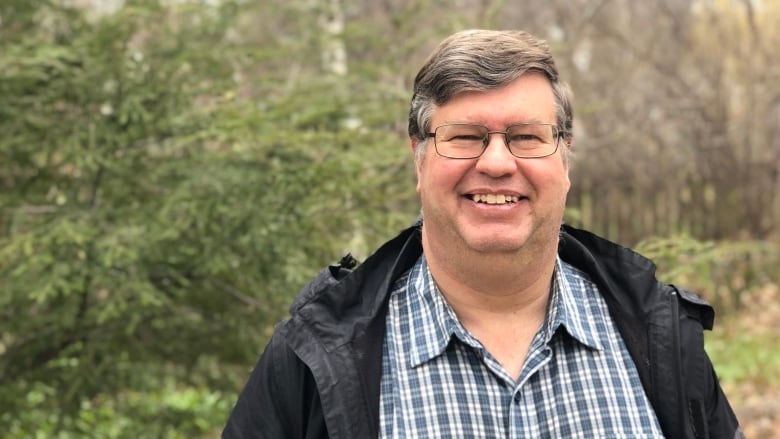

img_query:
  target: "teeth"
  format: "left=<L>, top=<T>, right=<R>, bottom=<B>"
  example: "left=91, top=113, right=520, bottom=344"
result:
left=471, top=194, right=519, bottom=204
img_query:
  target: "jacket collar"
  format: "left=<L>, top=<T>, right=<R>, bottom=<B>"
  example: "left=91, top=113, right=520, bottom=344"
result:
left=289, top=222, right=423, bottom=351
left=285, top=221, right=717, bottom=439
left=290, top=222, right=679, bottom=350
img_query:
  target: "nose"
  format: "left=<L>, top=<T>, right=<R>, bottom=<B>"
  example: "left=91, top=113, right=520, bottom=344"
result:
left=474, top=132, right=516, bottom=176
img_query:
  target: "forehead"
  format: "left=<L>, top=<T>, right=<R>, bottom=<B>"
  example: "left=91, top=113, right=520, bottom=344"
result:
left=432, top=73, right=557, bottom=126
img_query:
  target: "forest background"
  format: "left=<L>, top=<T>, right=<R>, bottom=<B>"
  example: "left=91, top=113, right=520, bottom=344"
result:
left=1, top=0, right=778, bottom=437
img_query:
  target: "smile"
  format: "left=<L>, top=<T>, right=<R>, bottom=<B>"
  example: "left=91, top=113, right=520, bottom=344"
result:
left=469, top=194, right=521, bottom=205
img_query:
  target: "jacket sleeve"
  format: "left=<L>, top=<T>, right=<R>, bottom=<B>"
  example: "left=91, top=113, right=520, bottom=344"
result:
left=699, top=353, right=744, bottom=439
left=222, top=330, right=327, bottom=439
left=677, top=289, right=743, bottom=439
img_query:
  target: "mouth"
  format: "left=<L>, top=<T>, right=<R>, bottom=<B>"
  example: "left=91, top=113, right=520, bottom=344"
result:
left=468, top=194, right=523, bottom=205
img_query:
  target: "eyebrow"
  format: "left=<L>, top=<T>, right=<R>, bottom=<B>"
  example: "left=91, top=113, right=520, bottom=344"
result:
left=438, top=120, right=555, bottom=127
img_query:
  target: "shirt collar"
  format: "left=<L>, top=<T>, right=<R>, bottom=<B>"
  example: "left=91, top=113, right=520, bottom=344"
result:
left=544, top=258, right=604, bottom=351
left=404, top=255, right=603, bottom=368
left=405, top=256, right=483, bottom=368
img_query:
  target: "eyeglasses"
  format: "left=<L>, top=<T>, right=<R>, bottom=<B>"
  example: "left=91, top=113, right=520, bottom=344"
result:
left=426, top=123, right=565, bottom=159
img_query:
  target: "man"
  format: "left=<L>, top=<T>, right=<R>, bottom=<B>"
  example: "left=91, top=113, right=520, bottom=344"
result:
left=223, top=29, right=742, bottom=438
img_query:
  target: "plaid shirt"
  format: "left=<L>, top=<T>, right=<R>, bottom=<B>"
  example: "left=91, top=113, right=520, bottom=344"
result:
left=379, top=255, right=664, bottom=438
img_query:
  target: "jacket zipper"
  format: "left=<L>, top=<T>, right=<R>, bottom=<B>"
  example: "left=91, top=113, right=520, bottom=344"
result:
left=670, top=289, right=689, bottom=438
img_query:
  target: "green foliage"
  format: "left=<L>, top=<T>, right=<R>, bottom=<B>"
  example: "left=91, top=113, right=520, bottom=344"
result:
left=0, top=0, right=416, bottom=436
left=3, top=380, right=232, bottom=438
left=5, top=0, right=772, bottom=435
left=634, top=235, right=778, bottom=313
left=707, top=330, right=780, bottom=387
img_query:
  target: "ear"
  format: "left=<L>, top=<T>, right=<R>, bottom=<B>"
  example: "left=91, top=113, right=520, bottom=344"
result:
left=563, top=136, right=573, bottom=191
left=562, top=136, right=574, bottom=169
left=410, top=138, right=422, bottom=168
left=410, top=137, right=423, bottom=193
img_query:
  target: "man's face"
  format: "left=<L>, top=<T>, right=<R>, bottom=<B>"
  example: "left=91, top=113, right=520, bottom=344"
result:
left=413, top=72, right=571, bottom=257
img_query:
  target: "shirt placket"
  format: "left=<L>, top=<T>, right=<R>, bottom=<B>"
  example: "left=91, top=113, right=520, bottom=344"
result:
left=509, top=333, right=555, bottom=437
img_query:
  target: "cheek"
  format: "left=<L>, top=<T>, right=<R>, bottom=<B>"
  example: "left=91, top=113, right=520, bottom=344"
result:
left=525, top=164, right=570, bottom=197
left=417, top=157, right=473, bottom=197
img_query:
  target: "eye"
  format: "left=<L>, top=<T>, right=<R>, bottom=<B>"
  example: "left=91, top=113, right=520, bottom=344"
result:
left=507, top=125, right=554, bottom=145
left=509, top=133, right=538, bottom=142
left=451, top=134, right=484, bottom=141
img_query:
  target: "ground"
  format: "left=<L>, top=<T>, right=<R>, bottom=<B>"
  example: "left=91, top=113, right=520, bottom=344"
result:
left=712, top=284, right=780, bottom=438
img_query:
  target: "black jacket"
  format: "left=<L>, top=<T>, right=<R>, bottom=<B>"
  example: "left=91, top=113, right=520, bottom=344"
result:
left=223, top=224, right=742, bottom=439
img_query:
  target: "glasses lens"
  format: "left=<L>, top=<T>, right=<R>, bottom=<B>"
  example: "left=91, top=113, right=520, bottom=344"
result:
left=507, top=124, right=557, bottom=157
left=435, top=124, right=488, bottom=158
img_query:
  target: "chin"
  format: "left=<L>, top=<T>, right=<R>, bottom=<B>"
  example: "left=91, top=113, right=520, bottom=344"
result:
left=463, top=232, right=530, bottom=254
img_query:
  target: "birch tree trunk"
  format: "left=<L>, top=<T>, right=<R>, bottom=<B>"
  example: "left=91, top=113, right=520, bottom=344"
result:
left=319, top=0, right=347, bottom=76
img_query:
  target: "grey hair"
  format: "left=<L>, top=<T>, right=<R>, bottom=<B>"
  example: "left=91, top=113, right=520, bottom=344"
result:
left=409, top=29, right=573, bottom=163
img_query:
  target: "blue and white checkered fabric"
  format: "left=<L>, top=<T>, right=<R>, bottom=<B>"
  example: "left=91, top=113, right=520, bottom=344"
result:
left=379, top=255, right=664, bottom=438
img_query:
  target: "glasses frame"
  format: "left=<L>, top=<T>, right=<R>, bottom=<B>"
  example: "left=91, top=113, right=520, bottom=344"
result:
left=426, top=123, right=567, bottom=159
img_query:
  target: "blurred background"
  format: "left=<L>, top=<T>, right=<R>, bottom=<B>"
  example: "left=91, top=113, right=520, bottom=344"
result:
left=1, top=0, right=778, bottom=437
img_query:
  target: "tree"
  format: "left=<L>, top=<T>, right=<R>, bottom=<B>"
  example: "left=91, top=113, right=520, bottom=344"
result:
left=3, top=0, right=777, bottom=435
left=0, top=0, right=415, bottom=435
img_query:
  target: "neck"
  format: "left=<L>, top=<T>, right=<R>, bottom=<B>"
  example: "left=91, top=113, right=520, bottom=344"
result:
left=422, top=230, right=558, bottom=318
